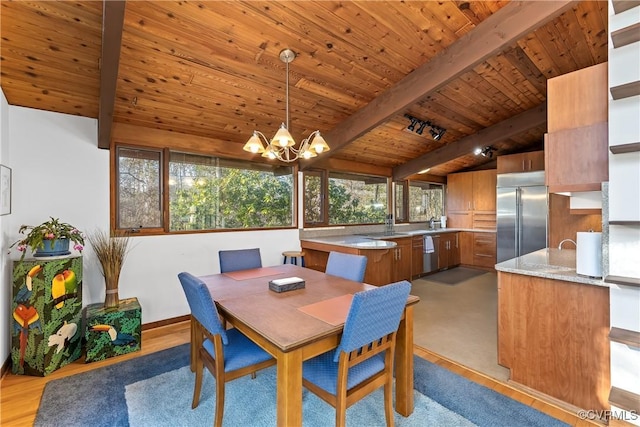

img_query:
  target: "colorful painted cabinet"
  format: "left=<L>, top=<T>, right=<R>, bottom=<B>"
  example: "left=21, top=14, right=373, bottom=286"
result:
left=11, top=256, right=83, bottom=376
left=84, top=297, right=141, bottom=363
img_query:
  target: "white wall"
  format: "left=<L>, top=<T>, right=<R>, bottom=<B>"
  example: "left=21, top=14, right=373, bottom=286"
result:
left=2, top=106, right=300, bottom=363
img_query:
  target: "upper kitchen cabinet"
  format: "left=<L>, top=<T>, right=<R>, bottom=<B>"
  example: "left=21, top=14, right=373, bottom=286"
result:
left=545, top=63, right=609, bottom=193
left=446, top=169, right=497, bottom=229
left=496, top=151, right=545, bottom=174
left=447, top=172, right=473, bottom=212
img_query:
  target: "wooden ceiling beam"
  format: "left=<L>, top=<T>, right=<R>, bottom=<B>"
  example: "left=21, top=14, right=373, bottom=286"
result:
left=392, top=103, right=547, bottom=180
left=300, top=0, right=573, bottom=171
left=98, top=0, right=126, bottom=149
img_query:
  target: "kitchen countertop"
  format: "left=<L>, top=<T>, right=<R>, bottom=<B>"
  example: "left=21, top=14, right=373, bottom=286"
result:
left=300, top=235, right=398, bottom=249
left=300, top=228, right=486, bottom=249
left=300, top=228, right=464, bottom=249
left=495, top=248, right=607, bottom=287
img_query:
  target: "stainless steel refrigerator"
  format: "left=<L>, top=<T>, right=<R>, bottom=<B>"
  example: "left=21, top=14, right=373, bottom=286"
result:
left=496, top=171, right=548, bottom=263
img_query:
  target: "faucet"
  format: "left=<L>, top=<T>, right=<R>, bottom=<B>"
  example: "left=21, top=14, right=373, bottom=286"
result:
left=558, top=239, right=577, bottom=250
left=429, top=217, right=436, bottom=230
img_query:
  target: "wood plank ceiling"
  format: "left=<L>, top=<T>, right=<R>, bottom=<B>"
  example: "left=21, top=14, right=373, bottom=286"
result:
left=0, top=1, right=608, bottom=178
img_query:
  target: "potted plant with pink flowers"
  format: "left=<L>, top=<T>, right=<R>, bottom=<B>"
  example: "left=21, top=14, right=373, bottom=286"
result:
left=11, top=217, right=84, bottom=259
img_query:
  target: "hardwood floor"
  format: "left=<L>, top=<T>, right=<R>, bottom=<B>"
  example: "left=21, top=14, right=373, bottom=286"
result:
left=1, top=320, right=597, bottom=427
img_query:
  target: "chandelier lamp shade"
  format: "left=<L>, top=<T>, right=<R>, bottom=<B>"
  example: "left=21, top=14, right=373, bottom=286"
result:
left=243, top=49, right=330, bottom=162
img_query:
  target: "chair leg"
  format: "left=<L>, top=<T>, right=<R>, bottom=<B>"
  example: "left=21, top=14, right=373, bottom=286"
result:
left=335, top=395, right=347, bottom=427
left=251, top=371, right=256, bottom=379
left=192, top=365, right=203, bottom=409
left=384, top=377, right=394, bottom=427
left=214, top=375, right=225, bottom=427
left=190, top=318, right=196, bottom=372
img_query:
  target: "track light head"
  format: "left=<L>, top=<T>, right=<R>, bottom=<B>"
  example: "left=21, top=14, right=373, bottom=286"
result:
left=430, top=127, right=446, bottom=141
left=474, top=146, right=496, bottom=158
left=404, top=114, right=446, bottom=141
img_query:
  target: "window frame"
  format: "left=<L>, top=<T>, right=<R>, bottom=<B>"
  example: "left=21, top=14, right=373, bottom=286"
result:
left=303, top=169, right=391, bottom=228
left=112, top=144, right=298, bottom=235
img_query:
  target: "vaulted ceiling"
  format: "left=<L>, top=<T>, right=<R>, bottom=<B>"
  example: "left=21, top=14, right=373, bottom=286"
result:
left=0, top=1, right=608, bottom=179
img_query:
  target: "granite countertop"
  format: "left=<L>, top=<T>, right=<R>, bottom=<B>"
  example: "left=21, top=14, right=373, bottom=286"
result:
left=300, top=227, right=485, bottom=249
left=495, top=248, right=607, bottom=287
left=300, top=235, right=398, bottom=249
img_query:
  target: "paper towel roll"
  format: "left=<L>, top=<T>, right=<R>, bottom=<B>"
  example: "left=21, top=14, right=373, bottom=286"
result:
left=440, top=216, right=447, bottom=228
left=576, top=231, right=602, bottom=278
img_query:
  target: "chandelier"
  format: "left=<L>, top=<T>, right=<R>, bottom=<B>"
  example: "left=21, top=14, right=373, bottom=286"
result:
left=243, top=49, right=330, bottom=162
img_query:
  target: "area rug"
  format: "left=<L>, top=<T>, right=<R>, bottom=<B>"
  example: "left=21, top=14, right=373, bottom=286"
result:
left=35, top=343, right=568, bottom=427
left=424, top=267, right=488, bottom=285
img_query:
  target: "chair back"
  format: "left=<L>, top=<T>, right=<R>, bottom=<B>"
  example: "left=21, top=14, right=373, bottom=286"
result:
left=334, top=280, right=411, bottom=362
left=325, top=251, right=367, bottom=282
left=178, top=272, right=229, bottom=344
left=219, top=248, right=262, bottom=273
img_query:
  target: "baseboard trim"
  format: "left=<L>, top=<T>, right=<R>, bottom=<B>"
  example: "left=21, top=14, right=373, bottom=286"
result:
left=141, top=314, right=190, bottom=331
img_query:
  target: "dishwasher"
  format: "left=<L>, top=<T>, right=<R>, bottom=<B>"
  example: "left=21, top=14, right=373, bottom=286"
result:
left=423, top=234, right=440, bottom=274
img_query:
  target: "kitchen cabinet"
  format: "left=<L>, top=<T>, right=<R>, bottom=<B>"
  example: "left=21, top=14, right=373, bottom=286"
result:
left=472, top=232, right=496, bottom=269
left=446, top=172, right=473, bottom=211
left=411, top=235, right=424, bottom=279
left=459, top=231, right=474, bottom=266
left=446, top=170, right=496, bottom=229
left=300, top=239, right=409, bottom=286
left=498, top=271, right=609, bottom=412
left=438, top=232, right=459, bottom=270
left=496, top=151, right=544, bottom=174
left=545, top=62, right=608, bottom=193
left=388, top=237, right=412, bottom=282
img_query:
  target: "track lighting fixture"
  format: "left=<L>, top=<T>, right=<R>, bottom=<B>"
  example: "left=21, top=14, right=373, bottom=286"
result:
left=404, top=114, right=446, bottom=141
left=474, top=146, right=497, bottom=158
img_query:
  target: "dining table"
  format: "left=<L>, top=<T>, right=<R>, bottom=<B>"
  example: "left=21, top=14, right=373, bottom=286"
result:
left=198, top=263, right=420, bottom=427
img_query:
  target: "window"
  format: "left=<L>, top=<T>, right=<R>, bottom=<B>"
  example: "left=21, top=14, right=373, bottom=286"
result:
left=303, top=171, right=388, bottom=226
left=168, top=153, right=294, bottom=231
left=303, top=170, right=325, bottom=225
left=117, top=147, right=163, bottom=230
left=115, top=147, right=295, bottom=233
left=408, top=181, right=444, bottom=222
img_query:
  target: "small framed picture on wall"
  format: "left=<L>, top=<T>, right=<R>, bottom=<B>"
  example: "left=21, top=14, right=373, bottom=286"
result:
left=1, top=164, right=12, bottom=216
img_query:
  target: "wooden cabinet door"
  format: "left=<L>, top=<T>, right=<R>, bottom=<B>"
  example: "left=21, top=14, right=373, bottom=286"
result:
left=447, top=211, right=472, bottom=228
left=411, top=236, right=423, bottom=278
left=547, top=62, right=608, bottom=132
left=497, top=151, right=545, bottom=174
left=447, top=172, right=473, bottom=211
left=459, top=231, right=474, bottom=265
left=437, top=233, right=459, bottom=269
left=391, top=237, right=412, bottom=282
left=472, top=170, right=496, bottom=211
left=524, top=151, right=545, bottom=172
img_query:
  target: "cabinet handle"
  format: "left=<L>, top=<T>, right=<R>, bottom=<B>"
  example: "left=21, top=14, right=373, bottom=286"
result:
left=522, top=159, right=525, bottom=171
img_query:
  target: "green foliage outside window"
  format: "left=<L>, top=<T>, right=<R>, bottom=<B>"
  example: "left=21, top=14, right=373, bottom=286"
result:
left=169, top=154, right=293, bottom=231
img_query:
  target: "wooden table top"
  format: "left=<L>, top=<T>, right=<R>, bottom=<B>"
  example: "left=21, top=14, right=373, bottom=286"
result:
left=199, top=264, right=419, bottom=352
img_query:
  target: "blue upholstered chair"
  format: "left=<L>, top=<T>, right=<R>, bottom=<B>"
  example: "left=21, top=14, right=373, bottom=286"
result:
left=302, top=280, right=411, bottom=427
left=325, top=251, right=367, bottom=282
left=218, top=248, right=262, bottom=273
left=178, top=272, right=275, bottom=427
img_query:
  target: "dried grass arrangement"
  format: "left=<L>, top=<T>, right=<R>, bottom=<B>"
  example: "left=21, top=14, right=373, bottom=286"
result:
left=87, top=229, right=131, bottom=309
